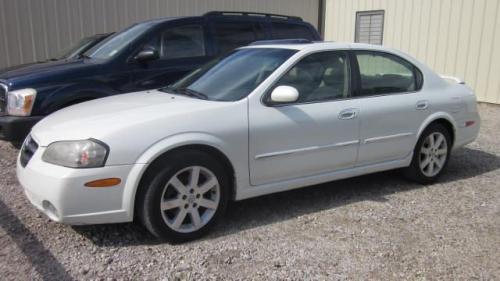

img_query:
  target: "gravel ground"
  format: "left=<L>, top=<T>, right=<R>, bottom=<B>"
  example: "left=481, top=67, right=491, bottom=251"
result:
left=1, top=104, right=499, bottom=280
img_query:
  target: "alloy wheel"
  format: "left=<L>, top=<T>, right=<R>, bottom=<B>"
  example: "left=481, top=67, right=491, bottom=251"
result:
left=160, top=166, right=220, bottom=233
left=419, top=132, right=448, bottom=177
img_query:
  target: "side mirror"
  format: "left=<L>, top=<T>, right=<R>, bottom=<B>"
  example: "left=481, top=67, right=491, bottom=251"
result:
left=270, top=85, right=299, bottom=104
left=134, top=48, right=159, bottom=62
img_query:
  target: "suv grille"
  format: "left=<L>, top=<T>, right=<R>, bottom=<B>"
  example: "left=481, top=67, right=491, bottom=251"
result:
left=20, top=135, right=38, bottom=167
left=0, top=83, right=6, bottom=116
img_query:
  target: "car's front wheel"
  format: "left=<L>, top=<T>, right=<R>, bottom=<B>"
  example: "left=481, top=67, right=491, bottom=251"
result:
left=404, top=123, right=451, bottom=184
left=137, top=150, right=229, bottom=243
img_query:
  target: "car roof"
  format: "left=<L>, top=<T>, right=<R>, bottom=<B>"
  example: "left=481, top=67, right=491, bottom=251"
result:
left=243, top=41, right=391, bottom=51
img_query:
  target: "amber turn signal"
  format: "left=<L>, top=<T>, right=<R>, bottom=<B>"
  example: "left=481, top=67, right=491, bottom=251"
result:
left=84, top=178, right=121, bottom=188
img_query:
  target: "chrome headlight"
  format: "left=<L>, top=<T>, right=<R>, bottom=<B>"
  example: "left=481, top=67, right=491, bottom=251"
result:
left=7, top=88, right=37, bottom=116
left=42, top=139, right=109, bottom=168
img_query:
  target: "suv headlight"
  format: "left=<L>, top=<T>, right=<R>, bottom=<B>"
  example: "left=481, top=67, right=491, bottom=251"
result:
left=42, top=139, right=109, bottom=168
left=7, top=88, right=37, bottom=116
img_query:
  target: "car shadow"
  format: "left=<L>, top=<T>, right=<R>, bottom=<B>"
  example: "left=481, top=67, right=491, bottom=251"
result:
left=0, top=199, right=74, bottom=280
left=72, top=147, right=500, bottom=246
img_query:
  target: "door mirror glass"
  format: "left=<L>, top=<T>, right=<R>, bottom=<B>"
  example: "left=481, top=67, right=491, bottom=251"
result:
left=134, top=48, right=159, bottom=62
left=270, top=85, right=299, bottom=103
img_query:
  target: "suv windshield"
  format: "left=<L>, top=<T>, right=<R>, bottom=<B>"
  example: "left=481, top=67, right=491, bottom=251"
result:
left=165, top=48, right=297, bottom=101
left=84, top=23, right=153, bottom=59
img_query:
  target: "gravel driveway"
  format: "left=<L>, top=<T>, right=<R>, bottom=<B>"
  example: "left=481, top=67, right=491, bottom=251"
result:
left=1, top=104, right=499, bottom=280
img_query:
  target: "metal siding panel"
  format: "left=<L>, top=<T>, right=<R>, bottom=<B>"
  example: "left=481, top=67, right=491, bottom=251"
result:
left=487, top=0, right=500, bottom=104
left=464, top=0, right=487, bottom=98
left=455, top=0, right=474, bottom=80
left=325, top=0, right=500, bottom=103
left=475, top=0, right=498, bottom=103
left=0, top=0, right=8, bottom=67
left=0, top=0, right=320, bottom=69
left=444, top=0, right=462, bottom=75
left=426, top=0, right=441, bottom=67
left=3, top=0, right=22, bottom=65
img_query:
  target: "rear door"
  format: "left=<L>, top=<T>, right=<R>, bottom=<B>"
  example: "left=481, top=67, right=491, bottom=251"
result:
left=352, top=50, right=426, bottom=165
left=124, top=20, right=212, bottom=92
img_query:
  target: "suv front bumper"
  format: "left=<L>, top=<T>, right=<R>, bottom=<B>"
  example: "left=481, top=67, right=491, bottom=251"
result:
left=0, top=115, right=43, bottom=143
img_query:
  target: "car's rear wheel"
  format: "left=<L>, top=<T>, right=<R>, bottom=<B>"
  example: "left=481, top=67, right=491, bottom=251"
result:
left=137, top=150, right=229, bottom=243
left=404, top=123, right=451, bottom=183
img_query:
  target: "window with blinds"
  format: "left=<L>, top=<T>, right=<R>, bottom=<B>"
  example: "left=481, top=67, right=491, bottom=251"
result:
left=355, top=10, right=385, bottom=45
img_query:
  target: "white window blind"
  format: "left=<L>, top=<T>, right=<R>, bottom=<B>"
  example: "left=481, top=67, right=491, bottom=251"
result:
left=355, top=10, right=385, bottom=45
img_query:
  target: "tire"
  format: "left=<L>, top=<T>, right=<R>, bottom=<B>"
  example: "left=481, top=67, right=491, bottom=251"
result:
left=11, top=142, right=23, bottom=149
left=403, top=123, right=452, bottom=184
left=137, top=149, right=229, bottom=243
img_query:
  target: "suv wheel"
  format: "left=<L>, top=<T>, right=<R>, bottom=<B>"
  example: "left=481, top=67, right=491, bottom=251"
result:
left=138, top=150, right=229, bottom=243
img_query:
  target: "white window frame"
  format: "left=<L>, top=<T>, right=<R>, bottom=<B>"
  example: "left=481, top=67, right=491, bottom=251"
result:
left=354, top=10, right=385, bottom=45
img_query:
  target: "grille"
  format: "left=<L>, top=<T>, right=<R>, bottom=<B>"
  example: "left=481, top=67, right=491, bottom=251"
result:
left=20, top=135, right=38, bottom=167
left=0, top=83, right=6, bottom=116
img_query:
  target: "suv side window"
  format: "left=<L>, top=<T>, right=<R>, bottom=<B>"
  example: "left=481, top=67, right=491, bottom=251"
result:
left=161, top=25, right=205, bottom=59
left=272, top=51, right=351, bottom=103
left=213, top=22, right=265, bottom=54
left=271, top=23, right=315, bottom=40
left=146, top=25, right=206, bottom=60
left=354, top=51, right=422, bottom=96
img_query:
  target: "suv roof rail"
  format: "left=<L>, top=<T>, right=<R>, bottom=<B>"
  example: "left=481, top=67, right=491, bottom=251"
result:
left=203, top=11, right=302, bottom=21
left=249, top=39, right=313, bottom=46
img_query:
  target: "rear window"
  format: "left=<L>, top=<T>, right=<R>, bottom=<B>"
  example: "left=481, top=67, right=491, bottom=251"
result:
left=271, top=23, right=315, bottom=40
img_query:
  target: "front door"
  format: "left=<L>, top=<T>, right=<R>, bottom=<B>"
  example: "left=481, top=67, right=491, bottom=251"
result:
left=249, top=51, right=360, bottom=186
left=124, top=22, right=211, bottom=92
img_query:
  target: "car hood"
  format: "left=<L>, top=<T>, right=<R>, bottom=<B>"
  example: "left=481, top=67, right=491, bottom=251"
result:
left=0, top=58, right=94, bottom=81
left=31, top=90, right=226, bottom=147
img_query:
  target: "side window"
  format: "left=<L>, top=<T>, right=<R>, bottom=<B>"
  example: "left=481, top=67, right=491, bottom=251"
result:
left=155, top=25, right=206, bottom=60
left=273, top=51, right=351, bottom=103
left=355, top=51, right=421, bottom=96
left=213, top=22, right=265, bottom=54
left=271, top=23, right=315, bottom=40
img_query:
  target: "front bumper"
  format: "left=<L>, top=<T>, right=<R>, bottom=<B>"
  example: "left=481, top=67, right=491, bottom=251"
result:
left=0, top=115, right=43, bottom=143
left=16, top=145, right=137, bottom=225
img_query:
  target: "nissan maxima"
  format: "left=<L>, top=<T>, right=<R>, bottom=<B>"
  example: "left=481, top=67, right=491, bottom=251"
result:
left=17, top=42, right=480, bottom=242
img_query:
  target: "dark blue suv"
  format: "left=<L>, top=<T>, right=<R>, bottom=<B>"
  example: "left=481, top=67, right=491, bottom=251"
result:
left=0, top=11, right=321, bottom=146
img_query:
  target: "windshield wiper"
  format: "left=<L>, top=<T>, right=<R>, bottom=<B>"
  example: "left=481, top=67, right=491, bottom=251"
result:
left=78, top=53, right=92, bottom=60
left=161, top=86, right=208, bottom=100
left=180, top=88, right=208, bottom=100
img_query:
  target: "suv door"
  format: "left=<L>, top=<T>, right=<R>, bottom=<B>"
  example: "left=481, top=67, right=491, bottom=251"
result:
left=124, top=21, right=211, bottom=92
left=249, top=51, right=360, bottom=186
left=353, top=50, right=426, bottom=165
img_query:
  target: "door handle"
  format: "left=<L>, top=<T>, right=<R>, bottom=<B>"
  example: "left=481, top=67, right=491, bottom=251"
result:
left=416, top=100, right=429, bottom=110
left=338, top=108, right=358, bottom=120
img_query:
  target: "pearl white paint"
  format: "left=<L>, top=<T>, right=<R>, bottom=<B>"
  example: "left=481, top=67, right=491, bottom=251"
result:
left=17, top=42, right=480, bottom=225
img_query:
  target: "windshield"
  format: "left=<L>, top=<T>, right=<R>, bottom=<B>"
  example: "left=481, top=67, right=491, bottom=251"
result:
left=166, top=48, right=297, bottom=101
left=84, top=23, right=152, bottom=59
left=57, top=37, right=96, bottom=59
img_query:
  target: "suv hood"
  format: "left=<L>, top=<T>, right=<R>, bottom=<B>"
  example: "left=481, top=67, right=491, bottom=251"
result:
left=0, top=58, right=96, bottom=82
left=31, top=90, right=226, bottom=147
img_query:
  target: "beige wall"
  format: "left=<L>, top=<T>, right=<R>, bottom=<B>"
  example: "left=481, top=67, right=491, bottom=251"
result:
left=0, top=0, right=319, bottom=69
left=324, top=0, right=500, bottom=104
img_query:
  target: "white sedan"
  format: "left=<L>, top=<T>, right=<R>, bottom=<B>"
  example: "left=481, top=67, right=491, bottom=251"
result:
left=17, top=42, right=480, bottom=242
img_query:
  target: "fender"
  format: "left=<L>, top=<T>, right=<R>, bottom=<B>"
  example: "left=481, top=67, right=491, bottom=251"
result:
left=40, top=81, right=118, bottom=114
left=120, top=132, right=240, bottom=220
left=415, top=111, right=457, bottom=146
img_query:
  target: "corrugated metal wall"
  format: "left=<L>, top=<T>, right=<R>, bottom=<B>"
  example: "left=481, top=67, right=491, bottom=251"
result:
left=0, top=0, right=319, bottom=69
left=324, top=0, right=500, bottom=104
